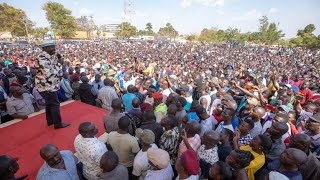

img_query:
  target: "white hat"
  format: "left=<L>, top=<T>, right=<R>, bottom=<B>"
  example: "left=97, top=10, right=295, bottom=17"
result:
left=39, top=40, right=55, bottom=47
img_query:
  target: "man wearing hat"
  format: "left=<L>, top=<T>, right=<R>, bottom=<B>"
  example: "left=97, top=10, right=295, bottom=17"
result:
left=35, top=40, right=70, bottom=129
left=145, top=148, right=174, bottom=180
left=133, top=128, right=158, bottom=180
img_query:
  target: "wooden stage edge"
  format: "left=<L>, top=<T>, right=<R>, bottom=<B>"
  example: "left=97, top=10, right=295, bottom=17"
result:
left=0, top=100, right=75, bottom=128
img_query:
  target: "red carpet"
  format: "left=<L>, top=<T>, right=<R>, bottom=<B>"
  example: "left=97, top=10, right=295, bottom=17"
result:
left=0, top=101, right=108, bottom=180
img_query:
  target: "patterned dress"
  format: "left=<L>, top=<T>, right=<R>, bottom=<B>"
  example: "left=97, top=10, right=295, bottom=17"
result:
left=159, top=126, right=180, bottom=165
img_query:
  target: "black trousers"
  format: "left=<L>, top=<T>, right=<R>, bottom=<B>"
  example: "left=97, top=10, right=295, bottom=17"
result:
left=40, top=91, right=62, bottom=127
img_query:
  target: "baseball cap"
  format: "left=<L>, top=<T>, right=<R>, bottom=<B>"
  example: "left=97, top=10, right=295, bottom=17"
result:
left=135, top=128, right=155, bottom=144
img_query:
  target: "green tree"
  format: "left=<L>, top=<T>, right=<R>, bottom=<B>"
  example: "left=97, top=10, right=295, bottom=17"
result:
left=33, top=27, right=49, bottom=38
left=225, top=28, right=240, bottom=41
left=186, top=34, right=197, bottom=41
left=43, top=2, right=77, bottom=38
left=0, top=3, right=34, bottom=37
left=158, top=23, right=178, bottom=37
left=145, top=22, right=154, bottom=36
left=257, top=16, right=284, bottom=44
left=291, top=24, right=318, bottom=48
left=115, top=22, right=137, bottom=38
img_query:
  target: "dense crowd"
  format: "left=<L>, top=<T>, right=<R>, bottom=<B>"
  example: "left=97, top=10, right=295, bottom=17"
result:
left=0, top=40, right=320, bottom=180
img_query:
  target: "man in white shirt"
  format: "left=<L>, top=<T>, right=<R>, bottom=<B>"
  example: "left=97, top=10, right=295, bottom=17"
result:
left=74, top=122, right=107, bottom=179
left=97, top=78, right=118, bottom=111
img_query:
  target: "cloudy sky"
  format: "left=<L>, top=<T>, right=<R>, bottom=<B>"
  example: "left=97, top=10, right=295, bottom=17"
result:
left=3, top=0, right=320, bottom=38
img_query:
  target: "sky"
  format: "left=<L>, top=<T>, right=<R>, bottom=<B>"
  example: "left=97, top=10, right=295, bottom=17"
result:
left=2, top=0, right=320, bottom=38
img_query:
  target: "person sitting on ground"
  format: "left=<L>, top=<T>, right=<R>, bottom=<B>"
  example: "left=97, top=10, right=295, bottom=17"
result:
left=132, top=129, right=158, bottom=180
left=79, top=76, right=96, bottom=106
left=104, top=98, right=125, bottom=133
left=139, top=110, right=164, bottom=146
left=6, top=86, right=35, bottom=119
left=209, top=161, right=233, bottom=180
left=74, top=122, right=107, bottom=179
left=226, top=149, right=254, bottom=180
left=267, top=148, right=308, bottom=180
left=175, top=150, right=200, bottom=180
left=36, top=144, right=80, bottom=180
left=107, top=116, right=140, bottom=177
left=145, top=148, right=174, bottom=180
left=97, top=151, right=128, bottom=180
left=0, top=155, right=27, bottom=180
left=288, top=134, right=320, bottom=180
left=97, top=78, right=118, bottom=111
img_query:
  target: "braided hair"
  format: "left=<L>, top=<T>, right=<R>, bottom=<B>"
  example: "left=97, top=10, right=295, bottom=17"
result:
left=235, top=150, right=254, bottom=168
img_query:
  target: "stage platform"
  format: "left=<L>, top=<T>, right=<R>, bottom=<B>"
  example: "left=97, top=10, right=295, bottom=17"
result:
left=0, top=101, right=108, bottom=180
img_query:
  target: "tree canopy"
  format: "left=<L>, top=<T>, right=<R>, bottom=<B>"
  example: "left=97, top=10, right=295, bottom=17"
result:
left=290, top=24, right=319, bottom=48
left=0, top=3, right=33, bottom=37
left=115, top=22, right=137, bottom=38
left=43, top=2, right=77, bottom=38
left=158, top=23, right=178, bottom=37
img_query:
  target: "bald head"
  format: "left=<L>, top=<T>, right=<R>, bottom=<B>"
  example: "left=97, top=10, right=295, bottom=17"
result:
left=227, top=100, right=238, bottom=110
left=256, top=107, right=266, bottom=117
left=40, top=144, right=59, bottom=160
left=217, top=88, right=227, bottom=98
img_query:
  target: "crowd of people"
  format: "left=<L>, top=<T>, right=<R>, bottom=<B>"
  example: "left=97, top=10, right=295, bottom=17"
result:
left=0, top=39, right=320, bottom=180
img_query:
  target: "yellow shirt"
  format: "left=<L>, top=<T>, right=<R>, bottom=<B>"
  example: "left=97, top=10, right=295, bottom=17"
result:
left=240, top=145, right=265, bottom=180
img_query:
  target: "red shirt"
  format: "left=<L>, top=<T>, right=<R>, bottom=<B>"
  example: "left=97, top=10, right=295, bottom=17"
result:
left=300, top=88, right=312, bottom=105
left=213, top=114, right=222, bottom=124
